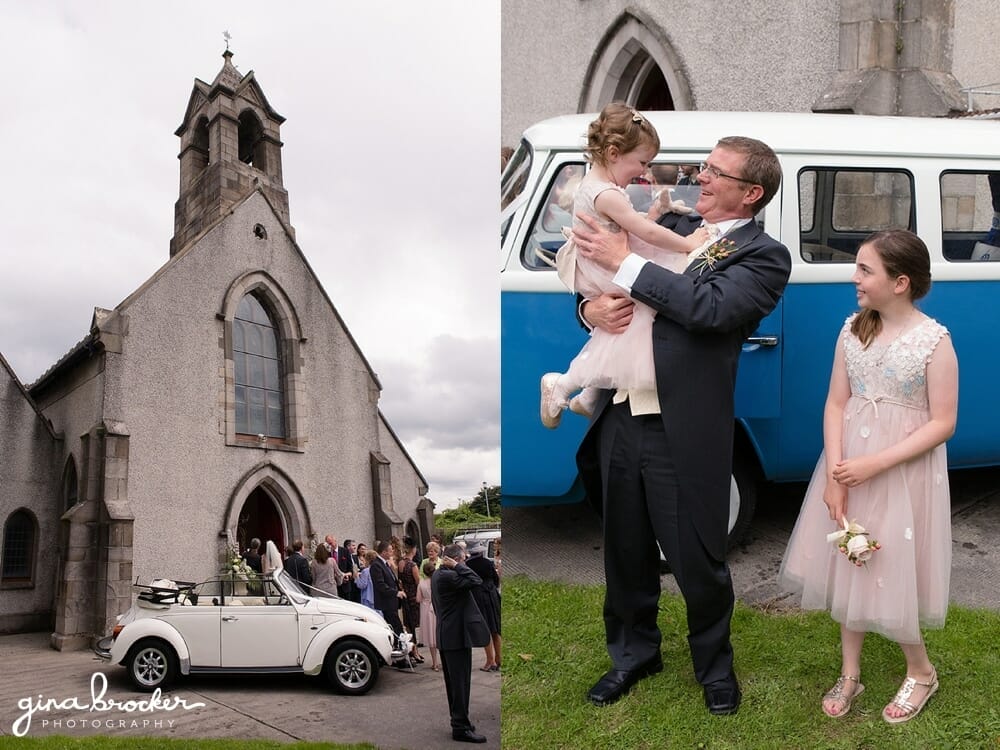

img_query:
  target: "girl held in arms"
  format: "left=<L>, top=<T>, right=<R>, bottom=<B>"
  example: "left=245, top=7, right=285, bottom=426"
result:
left=540, top=102, right=709, bottom=427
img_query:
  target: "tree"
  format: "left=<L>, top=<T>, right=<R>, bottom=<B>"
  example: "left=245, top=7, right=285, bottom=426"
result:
left=469, top=484, right=500, bottom=518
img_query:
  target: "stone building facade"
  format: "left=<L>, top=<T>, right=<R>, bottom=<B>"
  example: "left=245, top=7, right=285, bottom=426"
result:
left=0, top=53, right=432, bottom=646
left=502, top=0, right=1000, bottom=146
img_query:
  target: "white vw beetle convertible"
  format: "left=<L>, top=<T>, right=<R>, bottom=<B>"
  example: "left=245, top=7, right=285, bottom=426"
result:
left=95, top=555, right=404, bottom=696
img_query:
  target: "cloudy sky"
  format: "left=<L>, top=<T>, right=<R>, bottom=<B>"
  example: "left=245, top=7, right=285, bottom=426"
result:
left=0, top=2, right=499, bottom=508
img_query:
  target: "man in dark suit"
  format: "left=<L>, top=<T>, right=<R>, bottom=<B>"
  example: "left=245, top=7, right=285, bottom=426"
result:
left=573, top=136, right=791, bottom=714
left=369, top=540, right=406, bottom=637
left=432, top=543, right=490, bottom=744
left=338, top=539, right=360, bottom=602
left=282, top=539, right=312, bottom=587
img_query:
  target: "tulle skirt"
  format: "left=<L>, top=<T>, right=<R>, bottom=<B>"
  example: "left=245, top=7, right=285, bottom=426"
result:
left=564, top=236, right=687, bottom=392
left=778, top=397, right=952, bottom=644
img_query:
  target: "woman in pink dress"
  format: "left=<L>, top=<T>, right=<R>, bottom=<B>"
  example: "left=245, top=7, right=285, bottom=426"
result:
left=416, top=560, right=439, bottom=671
left=779, top=230, right=958, bottom=724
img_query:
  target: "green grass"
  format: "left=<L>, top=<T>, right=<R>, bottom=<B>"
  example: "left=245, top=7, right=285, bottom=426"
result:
left=501, top=576, right=1000, bottom=750
left=0, top=740, right=373, bottom=750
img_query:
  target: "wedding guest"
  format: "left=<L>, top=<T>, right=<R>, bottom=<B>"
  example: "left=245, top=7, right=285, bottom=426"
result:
left=779, top=230, right=958, bottom=723
left=398, top=543, right=424, bottom=663
left=466, top=544, right=502, bottom=672
left=242, top=538, right=262, bottom=574
left=417, top=559, right=440, bottom=671
left=282, top=540, right=312, bottom=587
left=422, top=541, right=442, bottom=578
left=371, top=540, right=406, bottom=637
left=433, top=544, right=490, bottom=743
left=310, top=543, right=343, bottom=597
left=357, top=549, right=379, bottom=612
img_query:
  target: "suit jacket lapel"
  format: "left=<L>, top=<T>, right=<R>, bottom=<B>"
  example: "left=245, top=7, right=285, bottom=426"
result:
left=684, top=220, right=762, bottom=278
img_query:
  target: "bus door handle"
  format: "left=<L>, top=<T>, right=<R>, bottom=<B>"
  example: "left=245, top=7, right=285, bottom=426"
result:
left=742, top=335, right=779, bottom=352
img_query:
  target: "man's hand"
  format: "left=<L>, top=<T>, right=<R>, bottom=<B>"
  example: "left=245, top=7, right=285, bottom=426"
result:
left=573, top=212, right=630, bottom=271
left=441, top=555, right=458, bottom=569
left=582, top=294, right=634, bottom=334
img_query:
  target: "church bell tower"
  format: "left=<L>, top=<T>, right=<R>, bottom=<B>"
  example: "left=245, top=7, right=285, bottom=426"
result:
left=170, top=50, right=292, bottom=256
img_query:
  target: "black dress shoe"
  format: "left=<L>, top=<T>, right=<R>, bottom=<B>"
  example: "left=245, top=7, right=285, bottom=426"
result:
left=452, top=728, right=487, bottom=743
left=703, top=679, right=742, bottom=715
left=587, top=655, right=664, bottom=706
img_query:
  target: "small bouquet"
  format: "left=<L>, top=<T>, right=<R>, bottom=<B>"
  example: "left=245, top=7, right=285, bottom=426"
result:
left=826, top=518, right=881, bottom=567
left=690, top=238, right=737, bottom=275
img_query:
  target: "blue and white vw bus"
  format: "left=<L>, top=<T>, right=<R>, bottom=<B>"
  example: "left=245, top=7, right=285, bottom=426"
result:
left=501, top=111, right=1000, bottom=547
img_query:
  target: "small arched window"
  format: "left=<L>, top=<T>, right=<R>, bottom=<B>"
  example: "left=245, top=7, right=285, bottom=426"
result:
left=63, top=457, right=79, bottom=512
left=1, top=509, right=37, bottom=585
left=233, top=293, right=285, bottom=438
left=193, top=115, right=210, bottom=171
left=238, top=110, right=266, bottom=169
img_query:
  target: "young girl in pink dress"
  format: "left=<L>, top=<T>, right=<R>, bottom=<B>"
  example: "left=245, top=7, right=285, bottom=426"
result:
left=779, top=229, right=958, bottom=724
left=539, top=103, right=709, bottom=427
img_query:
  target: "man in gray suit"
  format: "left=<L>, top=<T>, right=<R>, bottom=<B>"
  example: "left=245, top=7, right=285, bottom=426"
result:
left=574, top=136, right=791, bottom=714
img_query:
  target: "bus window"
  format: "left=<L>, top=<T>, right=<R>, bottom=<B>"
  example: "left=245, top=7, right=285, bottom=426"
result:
left=501, top=141, right=531, bottom=211
left=522, top=162, right=585, bottom=270
left=799, top=168, right=914, bottom=263
left=940, top=171, right=1000, bottom=261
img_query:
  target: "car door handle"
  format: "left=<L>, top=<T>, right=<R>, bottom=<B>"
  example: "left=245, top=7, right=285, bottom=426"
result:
left=745, top=335, right=778, bottom=346
left=222, top=616, right=239, bottom=622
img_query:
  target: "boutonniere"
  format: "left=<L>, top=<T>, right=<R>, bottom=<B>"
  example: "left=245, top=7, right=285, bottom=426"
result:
left=691, top=238, right=738, bottom=275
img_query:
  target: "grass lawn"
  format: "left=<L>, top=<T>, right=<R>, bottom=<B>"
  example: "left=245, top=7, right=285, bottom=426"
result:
left=501, top=576, right=1000, bottom=750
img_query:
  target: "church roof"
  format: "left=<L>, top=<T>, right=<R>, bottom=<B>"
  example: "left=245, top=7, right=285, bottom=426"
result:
left=1, top=350, right=59, bottom=439
left=210, top=49, right=243, bottom=90
left=176, top=50, right=285, bottom=136
left=378, top=409, right=429, bottom=493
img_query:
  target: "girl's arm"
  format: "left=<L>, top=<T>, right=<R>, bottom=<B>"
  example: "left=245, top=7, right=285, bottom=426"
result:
left=822, top=332, right=851, bottom=522
left=832, top=333, right=959, bottom=488
left=594, top=188, right=707, bottom=253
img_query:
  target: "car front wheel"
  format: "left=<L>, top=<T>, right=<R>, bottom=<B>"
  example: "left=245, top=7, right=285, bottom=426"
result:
left=325, top=639, right=379, bottom=695
left=125, top=639, right=178, bottom=692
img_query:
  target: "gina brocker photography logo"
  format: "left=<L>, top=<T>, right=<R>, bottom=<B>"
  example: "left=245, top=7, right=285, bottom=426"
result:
left=12, top=672, right=206, bottom=737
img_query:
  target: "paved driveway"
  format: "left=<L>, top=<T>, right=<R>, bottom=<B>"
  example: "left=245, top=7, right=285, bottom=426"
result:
left=504, top=467, right=1000, bottom=612
left=0, top=632, right=500, bottom=748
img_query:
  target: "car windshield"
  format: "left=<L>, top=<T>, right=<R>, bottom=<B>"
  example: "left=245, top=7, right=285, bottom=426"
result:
left=272, top=567, right=310, bottom=602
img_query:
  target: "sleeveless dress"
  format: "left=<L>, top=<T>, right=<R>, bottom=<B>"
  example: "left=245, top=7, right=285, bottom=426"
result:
left=554, top=177, right=688, bottom=390
left=417, top=577, right=437, bottom=649
left=779, top=314, right=952, bottom=644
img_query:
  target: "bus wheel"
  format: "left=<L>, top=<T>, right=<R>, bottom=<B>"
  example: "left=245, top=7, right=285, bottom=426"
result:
left=726, top=451, right=757, bottom=551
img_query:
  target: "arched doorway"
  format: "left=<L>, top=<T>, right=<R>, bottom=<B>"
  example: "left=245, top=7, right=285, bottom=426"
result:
left=236, top=487, right=285, bottom=555
left=580, top=11, right=692, bottom=114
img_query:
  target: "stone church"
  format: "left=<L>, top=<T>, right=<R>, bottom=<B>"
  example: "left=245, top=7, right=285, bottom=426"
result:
left=0, top=51, right=433, bottom=648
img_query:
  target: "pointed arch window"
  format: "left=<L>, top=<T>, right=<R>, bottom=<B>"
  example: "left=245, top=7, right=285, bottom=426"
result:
left=238, top=110, right=267, bottom=170
left=2, top=509, right=37, bottom=586
left=233, top=294, right=286, bottom=438
left=63, top=457, right=79, bottom=512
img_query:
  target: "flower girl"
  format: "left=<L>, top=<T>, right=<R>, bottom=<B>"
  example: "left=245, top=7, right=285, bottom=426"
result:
left=779, top=230, right=958, bottom=723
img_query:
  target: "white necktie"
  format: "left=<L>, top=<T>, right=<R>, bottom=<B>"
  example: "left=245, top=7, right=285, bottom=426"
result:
left=685, top=223, right=721, bottom=268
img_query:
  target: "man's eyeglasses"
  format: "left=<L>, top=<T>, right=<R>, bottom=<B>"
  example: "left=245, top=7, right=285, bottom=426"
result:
left=699, top=162, right=753, bottom=184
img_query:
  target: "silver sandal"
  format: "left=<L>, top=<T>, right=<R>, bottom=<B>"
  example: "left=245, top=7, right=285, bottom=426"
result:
left=882, top=668, right=938, bottom=724
left=822, top=675, right=865, bottom=718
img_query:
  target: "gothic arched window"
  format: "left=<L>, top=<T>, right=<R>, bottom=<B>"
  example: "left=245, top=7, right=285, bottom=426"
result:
left=63, top=457, right=79, bottom=512
left=233, top=293, right=286, bottom=438
left=238, top=110, right=266, bottom=169
left=1, top=509, right=37, bottom=586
